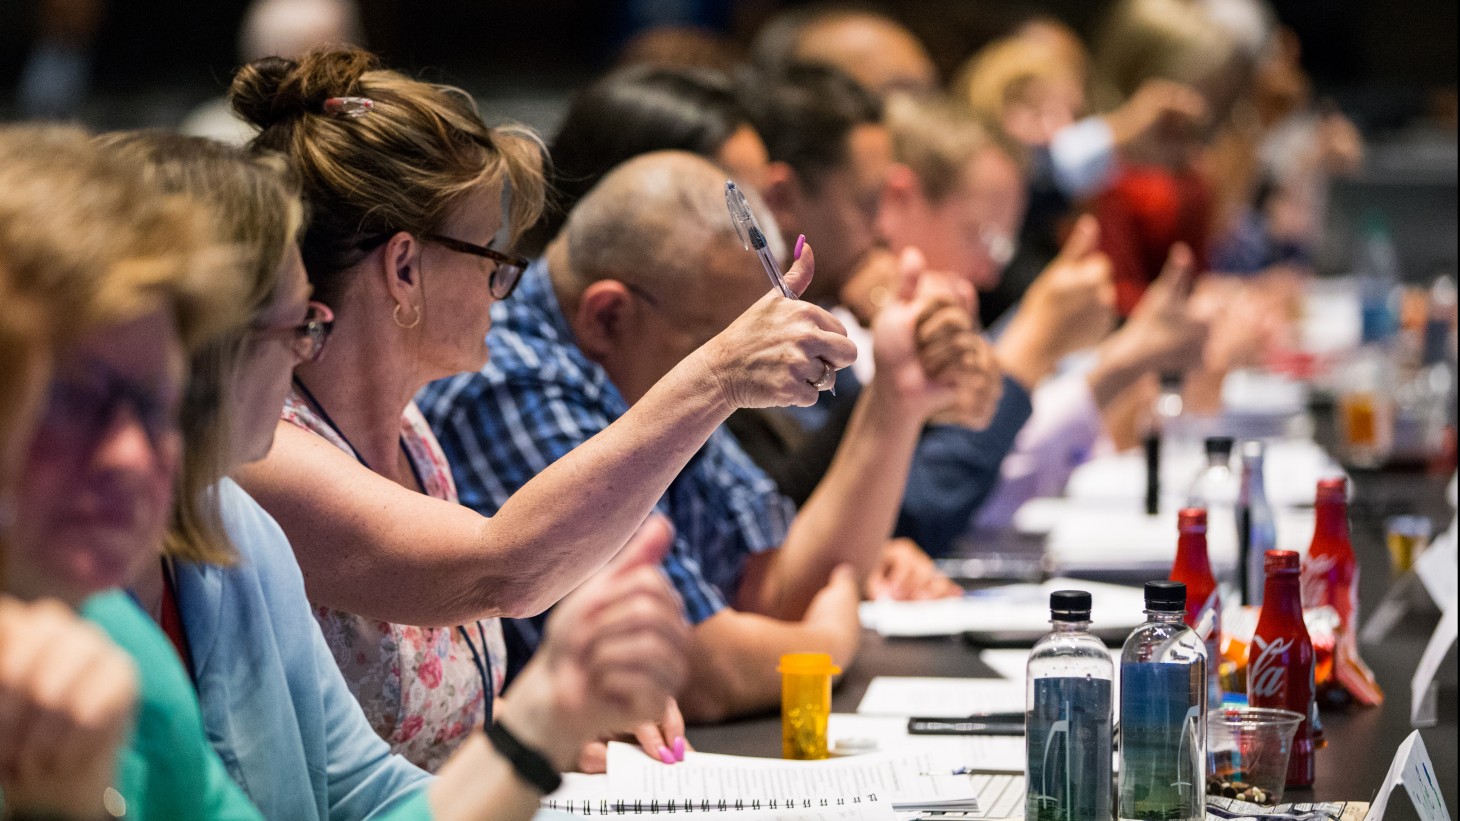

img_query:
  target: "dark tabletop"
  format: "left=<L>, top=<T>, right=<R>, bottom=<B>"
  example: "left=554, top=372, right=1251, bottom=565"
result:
left=689, top=470, right=1458, bottom=820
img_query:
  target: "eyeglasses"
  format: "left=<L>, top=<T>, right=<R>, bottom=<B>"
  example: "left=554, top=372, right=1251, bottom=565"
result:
left=978, top=225, right=1018, bottom=268
left=423, top=233, right=530, bottom=300
left=250, top=301, right=335, bottom=364
left=44, top=364, right=179, bottom=455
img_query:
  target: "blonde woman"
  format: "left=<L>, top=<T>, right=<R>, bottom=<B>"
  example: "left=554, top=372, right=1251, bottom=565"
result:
left=0, top=257, right=140, bottom=821
left=0, top=123, right=263, bottom=819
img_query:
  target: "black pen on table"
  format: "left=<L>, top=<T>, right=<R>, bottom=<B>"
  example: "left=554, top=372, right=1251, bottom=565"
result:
left=907, top=713, right=1026, bottom=736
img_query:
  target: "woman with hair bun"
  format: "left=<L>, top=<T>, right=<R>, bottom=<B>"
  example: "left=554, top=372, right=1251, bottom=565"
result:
left=229, top=48, right=854, bottom=770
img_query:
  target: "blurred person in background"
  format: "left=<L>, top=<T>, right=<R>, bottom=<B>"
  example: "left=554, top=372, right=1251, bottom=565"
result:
left=874, top=94, right=1207, bottom=538
left=954, top=28, right=1209, bottom=329
left=1088, top=0, right=1254, bottom=316
left=748, top=2, right=938, bottom=98
left=0, top=175, right=140, bottom=821
left=731, top=66, right=1032, bottom=557
left=180, top=0, right=365, bottom=144
left=519, top=64, right=769, bottom=258
left=421, top=151, right=986, bottom=723
left=614, top=25, right=743, bottom=74
left=1204, top=16, right=1365, bottom=274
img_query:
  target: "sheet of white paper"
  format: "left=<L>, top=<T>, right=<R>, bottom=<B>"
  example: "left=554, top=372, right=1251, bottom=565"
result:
left=859, top=579, right=1146, bottom=638
left=1363, top=731, right=1452, bottom=821
left=827, top=714, right=1023, bottom=773
left=856, top=677, right=1024, bottom=717
left=606, top=742, right=978, bottom=811
left=1043, top=505, right=1316, bottom=575
left=1412, top=607, right=1457, bottom=727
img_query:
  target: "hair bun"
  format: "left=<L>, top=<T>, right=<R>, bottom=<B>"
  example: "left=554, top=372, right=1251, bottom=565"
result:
left=229, top=47, right=378, bottom=129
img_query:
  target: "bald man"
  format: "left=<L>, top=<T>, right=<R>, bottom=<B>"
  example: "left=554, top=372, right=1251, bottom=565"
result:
left=750, top=4, right=938, bottom=97
left=420, top=152, right=996, bottom=722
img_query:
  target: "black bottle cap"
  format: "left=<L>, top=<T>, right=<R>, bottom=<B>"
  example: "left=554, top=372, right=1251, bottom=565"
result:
left=1050, top=590, right=1092, bottom=621
left=1145, top=580, right=1187, bottom=612
left=1204, top=436, right=1235, bottom=458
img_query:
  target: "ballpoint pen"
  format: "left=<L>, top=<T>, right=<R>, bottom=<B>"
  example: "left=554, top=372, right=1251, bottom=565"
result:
left=908, top=713, right=1026, bottom=736
left=725, top=180, right=797, bottom=299
left=725, top=180, right=836, bottom=395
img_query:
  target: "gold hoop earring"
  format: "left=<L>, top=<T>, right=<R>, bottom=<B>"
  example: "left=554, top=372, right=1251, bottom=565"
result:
left=393, top=303, right=422, bottom=329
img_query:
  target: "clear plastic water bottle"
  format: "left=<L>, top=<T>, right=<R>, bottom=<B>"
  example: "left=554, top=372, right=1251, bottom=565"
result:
left=1237, top=440, right=1277, bottom=607
left=1187, top=436, right=1240, bottom=598
left=1026, top=591, right=1114, bottom=821
left=1118, top=581, right=1207, bottom=821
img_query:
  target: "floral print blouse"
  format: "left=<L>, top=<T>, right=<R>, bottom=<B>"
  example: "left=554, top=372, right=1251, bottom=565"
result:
left=282, top=389, right=507, bottom=772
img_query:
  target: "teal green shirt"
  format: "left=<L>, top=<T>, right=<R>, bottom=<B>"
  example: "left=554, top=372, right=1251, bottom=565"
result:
left=82, top=590, right=264, bottom=821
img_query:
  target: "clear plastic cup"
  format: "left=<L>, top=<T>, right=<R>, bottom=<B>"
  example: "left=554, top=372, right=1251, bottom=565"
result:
left=1205, top=707, right=1305, bottom=805
left=1385, top=515, right=1433, bottom=574
left=778, top=653, right=840, bottom=760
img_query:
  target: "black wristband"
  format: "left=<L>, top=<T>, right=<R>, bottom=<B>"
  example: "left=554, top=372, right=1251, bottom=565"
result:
left=485, top=721, right=563, bottom=795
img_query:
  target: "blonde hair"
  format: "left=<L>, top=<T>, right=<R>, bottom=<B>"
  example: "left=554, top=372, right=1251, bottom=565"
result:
left=1090, top=0, right=1241, bottom=113
left=0, top=126, right=242, bottom=351
left=229, top=47, right=547, bottom=309
left=0, top=124, right=248, bottom=577
left=97, top=132, right=305, bottom=566
left=885, top=93, right=1026, bottom=204
left=954, top=37, right=1077, bottom=123
left=0, top=265, right=52, bottom=585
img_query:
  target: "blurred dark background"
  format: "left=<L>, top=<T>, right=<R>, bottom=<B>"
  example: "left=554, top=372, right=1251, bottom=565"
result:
left=2, top=0, right=1454, bottom=274
left=1, top=0, right=1455, bottom=131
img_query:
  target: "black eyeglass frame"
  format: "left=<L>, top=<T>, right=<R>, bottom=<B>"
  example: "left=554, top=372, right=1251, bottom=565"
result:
left=421, top=233, right=530, bottom=300
left=250, top=300, right=335, bottom=364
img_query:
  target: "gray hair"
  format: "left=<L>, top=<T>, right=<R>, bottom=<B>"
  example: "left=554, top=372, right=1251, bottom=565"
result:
left=560, top=150, right=784, bottom=298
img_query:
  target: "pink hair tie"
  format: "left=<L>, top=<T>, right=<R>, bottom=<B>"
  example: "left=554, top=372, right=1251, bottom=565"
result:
left=323, top=96, right=374, bottom=118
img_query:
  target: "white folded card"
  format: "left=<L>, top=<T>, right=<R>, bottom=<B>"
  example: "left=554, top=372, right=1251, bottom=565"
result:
left=1364, top=731, right=1451, bottom=821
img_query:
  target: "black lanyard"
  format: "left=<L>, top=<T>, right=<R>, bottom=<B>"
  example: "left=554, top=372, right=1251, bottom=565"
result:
left=291, top=375, right=494, bottom=715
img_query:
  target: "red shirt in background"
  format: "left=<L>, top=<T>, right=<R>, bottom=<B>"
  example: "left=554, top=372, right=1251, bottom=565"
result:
left=1093, top=163, right=1212, bottom=316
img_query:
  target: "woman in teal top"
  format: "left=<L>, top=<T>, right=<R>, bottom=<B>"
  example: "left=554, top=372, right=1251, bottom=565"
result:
left=0, top=124, right=268, bottom=821
left=0, top=145, right=142, bottom=820
left=81, top=591, right=274, bottom=821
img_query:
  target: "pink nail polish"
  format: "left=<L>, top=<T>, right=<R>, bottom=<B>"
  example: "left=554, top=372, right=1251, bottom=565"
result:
left=658, top=746, right=675, bottom=765
left=794, top=234, right=807, bottom=261
left=673, top=736, right=687, bottom=761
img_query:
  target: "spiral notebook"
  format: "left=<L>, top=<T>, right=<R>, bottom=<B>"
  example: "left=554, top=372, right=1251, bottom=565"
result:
left=538, top=742, right=1001, bottom=817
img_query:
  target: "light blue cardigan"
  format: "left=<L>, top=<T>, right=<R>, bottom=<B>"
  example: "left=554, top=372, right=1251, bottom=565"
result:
left=175, top=479, right=432, bottom=821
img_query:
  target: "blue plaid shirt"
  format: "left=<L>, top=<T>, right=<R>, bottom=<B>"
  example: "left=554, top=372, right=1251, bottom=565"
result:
left=418, top=260, right=794, bottom=633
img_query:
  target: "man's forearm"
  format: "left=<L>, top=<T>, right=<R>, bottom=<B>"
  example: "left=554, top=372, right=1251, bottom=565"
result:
left=678, top=610, right=859, bottom=724
left=746, top=377, right=924, bottom=620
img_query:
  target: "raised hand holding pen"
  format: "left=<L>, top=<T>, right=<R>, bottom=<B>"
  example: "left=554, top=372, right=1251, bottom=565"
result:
left=726, top=180, right=840, bottom=395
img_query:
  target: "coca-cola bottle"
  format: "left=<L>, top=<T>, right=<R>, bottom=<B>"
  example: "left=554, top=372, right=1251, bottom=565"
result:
left=1249, top=550, right=1317, bottom=787
left=1171, top=508, right=1222, bottom=707
left=1300, top=477, right=1384, bottom=706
